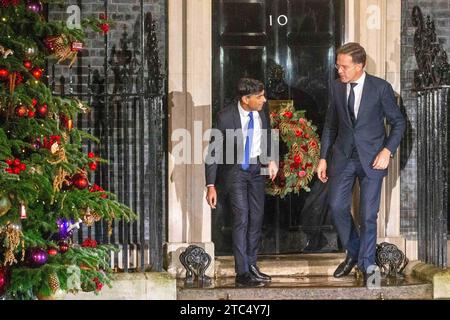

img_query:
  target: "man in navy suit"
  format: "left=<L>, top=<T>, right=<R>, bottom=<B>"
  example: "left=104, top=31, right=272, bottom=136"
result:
left=205, top=78, right=278, bottom=287
left=317, top=43, right=406, bottom=283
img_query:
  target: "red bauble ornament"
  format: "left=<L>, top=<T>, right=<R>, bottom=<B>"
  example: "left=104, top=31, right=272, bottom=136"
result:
left=88, top=162, right=97, bottom=171
left=72, top=173, right=89, bottom=189
left=23, top=60, right=33, bottom=70
left=47, top=248, right=58, bottom=256
left=58, top=241, right=69, bottom=253
left=31, top=98, right=38, bottom=106
left=15, top=105, right=28, bottom=117
left=88, top=152, right=95, bottom=158
left=0, top=67, right=9, bottom=80
left=283, top=111, right=293, bottom=119
left=28, top=110, right=35, bottom=118
left=100, top=23, right=110, bottom=34
left=36, top=104, right=48, bottom=117
left=31, top=67, right=43, bottom=80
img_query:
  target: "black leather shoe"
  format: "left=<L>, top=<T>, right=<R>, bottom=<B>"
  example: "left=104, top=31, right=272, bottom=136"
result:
left=249, top=264, right=272, bottom=282
left=333, top=256, right=357, bottom=278
left=235, top=272, right=265, bottom=287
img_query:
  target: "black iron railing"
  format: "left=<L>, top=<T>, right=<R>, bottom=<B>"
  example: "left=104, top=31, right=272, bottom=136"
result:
left=413, top=6, right=449, bottom=268
left=48, top=1, right=167, bottom=272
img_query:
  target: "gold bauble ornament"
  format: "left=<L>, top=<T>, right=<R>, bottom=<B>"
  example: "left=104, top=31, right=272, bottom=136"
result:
left=0, top=194, right=12, bottom=217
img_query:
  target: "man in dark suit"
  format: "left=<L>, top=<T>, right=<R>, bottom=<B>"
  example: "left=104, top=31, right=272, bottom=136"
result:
left=205, top=78, right=278, bottom=287
left=317, top=43, right=406, bottom=284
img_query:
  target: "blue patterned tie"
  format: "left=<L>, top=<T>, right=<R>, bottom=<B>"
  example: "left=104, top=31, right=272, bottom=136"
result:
left=242, top=112, right=254, bottom=170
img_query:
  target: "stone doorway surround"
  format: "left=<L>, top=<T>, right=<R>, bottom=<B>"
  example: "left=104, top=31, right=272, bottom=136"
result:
left=164, top=0, right=407, bottom=278
left=345, top=0, right=408, bottom=258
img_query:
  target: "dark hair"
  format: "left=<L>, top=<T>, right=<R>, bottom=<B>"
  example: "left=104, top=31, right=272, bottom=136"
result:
left=336, top=42, right=366, bottom=67
left=236, top=78, right=265, bottom=100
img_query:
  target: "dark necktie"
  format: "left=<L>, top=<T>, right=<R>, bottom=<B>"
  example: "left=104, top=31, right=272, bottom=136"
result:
left=348, top=83, right=358, bottom=125
left=242, top=112, right=254, bottom=170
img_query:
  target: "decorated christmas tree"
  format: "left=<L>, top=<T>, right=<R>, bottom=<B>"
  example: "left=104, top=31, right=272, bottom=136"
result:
left=0, top=0, right=135, bottom=299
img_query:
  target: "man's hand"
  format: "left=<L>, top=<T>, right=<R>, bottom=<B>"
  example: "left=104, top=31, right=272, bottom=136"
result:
left=316, top=159, right=328, bottom=183
left=206, top=186, right=217, bottom=209
left=372, top=148, right=391, bottom=170
left=268, top=160, right=279, bottom=181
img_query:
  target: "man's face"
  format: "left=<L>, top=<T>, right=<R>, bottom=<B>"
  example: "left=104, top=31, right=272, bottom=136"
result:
left=336, top=54, right=364, bottom=83
left=242, top=90, right=266, bottom=111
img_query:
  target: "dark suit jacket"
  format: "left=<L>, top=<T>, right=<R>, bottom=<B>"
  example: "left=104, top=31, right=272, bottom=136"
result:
left=205, top=102, right=272, bottom=191
left=320, top=74, right=406, bottom=179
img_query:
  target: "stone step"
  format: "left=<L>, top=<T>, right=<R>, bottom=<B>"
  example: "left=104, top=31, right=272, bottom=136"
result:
left=178, top=276, right=432, bottom=300
left=215, top=253, right=347, bottom=278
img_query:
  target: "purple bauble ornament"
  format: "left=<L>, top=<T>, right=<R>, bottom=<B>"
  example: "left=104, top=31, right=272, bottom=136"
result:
left=29, top=248, right=48, bottom=267
left=26, top=1, right=43, bottom=14
left=56, top=218, right=74, bottom=240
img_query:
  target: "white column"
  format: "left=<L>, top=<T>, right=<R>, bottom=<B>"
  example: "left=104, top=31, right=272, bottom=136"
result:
left=345, top=0, right=406, bottom=254
left=165, top=0, right=214, bottom=278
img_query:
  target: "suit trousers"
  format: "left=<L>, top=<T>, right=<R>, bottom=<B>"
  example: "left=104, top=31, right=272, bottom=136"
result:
left=228, top=163, right=265, bottom=275
left=327, top=158, right=383, bottom=273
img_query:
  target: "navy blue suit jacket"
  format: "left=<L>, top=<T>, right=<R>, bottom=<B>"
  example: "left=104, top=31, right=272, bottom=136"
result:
left=205, top=102, right=271, bottom=190
left=320, top=74, right=406, bottom=179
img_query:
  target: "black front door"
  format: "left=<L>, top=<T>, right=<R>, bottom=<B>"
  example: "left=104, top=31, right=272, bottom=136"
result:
left=212, top=0, right=344, bottom=255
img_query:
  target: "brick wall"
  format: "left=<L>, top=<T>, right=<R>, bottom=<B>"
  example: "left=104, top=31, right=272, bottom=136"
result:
left=400, top=0, right=450, bottom=237
left=48, top=0, right=166, bottom=95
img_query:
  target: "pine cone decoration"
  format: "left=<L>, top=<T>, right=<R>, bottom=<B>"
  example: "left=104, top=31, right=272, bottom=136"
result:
left=43, top=35, right=78, bottom=66
left=44, top=35, right=67, bottom=54
left=48, top=273, right=60, bottom=293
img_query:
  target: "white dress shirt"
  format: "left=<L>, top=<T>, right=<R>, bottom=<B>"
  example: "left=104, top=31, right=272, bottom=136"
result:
left=238, top=102, right=262, bottom=158
left=346, top=71, right=366, bottom=119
